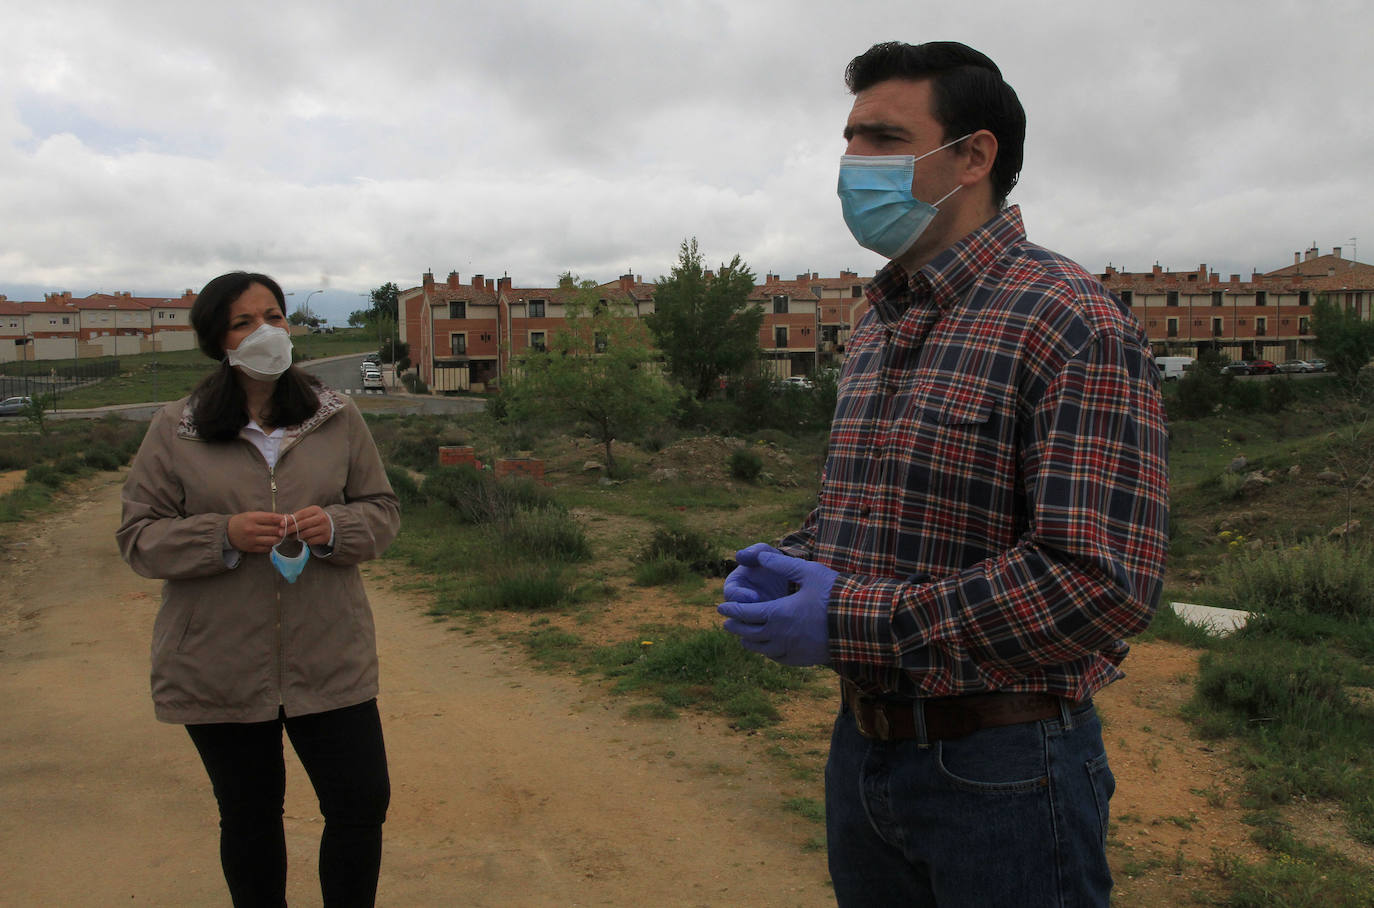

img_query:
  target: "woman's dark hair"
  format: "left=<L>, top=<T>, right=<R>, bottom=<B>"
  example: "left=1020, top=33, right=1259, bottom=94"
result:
left=189, top=271, right=320, bottom=441
left=844, top=41, right=1026, bottom=208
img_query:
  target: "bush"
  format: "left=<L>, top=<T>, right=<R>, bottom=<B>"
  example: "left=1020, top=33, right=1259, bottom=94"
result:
left=384, top=465, right=424, bottom=507
left=638, top=525, right=718, bottom=568
left=499, top=507, right=590, bottom=562
left=83, top=445, right=125, bottom=471
left=25, top=464, right=65, bottom=488
left=728, top=448, right=763, bottom=482
left=632, top=555, right=693, bottom=586
left=1214, top=538, right=1374, bottom=620
left=401, top=373, right=428, bottom=394
left=421, top=466, right=559, bottom=525
left=455, top=568, right=572, bottom=611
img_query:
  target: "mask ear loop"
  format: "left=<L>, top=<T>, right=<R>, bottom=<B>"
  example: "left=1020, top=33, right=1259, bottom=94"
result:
left=286, top=514, right=302, bottom=540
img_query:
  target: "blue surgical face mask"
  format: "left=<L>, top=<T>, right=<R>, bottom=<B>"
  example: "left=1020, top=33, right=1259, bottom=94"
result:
left=837, top=134, right=971, bottom=260
left=270, top=515, right=309, bottom=583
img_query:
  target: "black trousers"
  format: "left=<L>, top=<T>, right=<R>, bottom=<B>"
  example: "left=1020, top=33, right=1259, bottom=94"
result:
left=186, top=699, right=390, bottom=908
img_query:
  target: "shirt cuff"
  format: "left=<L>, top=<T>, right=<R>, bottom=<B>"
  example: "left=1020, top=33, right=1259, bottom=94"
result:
left=222, top=529, right=242, bottom=569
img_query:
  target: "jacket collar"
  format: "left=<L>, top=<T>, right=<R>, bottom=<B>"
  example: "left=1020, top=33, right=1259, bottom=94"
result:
left=176, top=386, right=348, bottom=443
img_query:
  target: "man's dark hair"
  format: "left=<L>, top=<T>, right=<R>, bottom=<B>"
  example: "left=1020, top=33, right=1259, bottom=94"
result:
left=188, top=270, right=320, bottom=441
left=845, top=41, right=1026, bottom=208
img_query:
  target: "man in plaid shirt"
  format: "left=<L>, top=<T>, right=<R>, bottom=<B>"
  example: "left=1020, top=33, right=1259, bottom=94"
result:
left=720, top=41, right=1168, bottom=907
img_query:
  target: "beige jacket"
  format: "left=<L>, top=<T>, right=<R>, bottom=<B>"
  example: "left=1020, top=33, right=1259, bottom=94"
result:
left=117, top=388, right=400, bottom=724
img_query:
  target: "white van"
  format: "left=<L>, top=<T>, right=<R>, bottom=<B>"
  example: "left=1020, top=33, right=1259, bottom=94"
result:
left=1155, top=356, right=1195, bottom=382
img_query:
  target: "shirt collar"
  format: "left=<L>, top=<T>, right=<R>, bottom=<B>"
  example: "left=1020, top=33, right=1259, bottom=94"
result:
left=866, top=206, right=1027, bottom=323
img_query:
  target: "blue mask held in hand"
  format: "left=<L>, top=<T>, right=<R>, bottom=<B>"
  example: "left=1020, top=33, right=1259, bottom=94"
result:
left=837, top=134, right=970, bottom=260
left=270, top=515, right=309, bottom=583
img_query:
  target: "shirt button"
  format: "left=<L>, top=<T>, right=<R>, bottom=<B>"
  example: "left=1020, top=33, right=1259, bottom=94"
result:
left=859, top=505, right=871, bottom=518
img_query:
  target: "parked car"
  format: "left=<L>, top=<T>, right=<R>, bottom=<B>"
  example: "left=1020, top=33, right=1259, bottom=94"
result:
left=0, top=396, right=32, bottom=416
left=1308, top=359, right=1327, bottom=372
left=363, top=353, right=381, bottom=365
left=778, top=376, right=815, bottom=391
left=1278, top=360, right=1315, bottom=373
left=361, top=372, right=385, bottom=390
left=1247, top=360, right=1278, bottom=375
left=1220, top=361, right=1252, bottom=375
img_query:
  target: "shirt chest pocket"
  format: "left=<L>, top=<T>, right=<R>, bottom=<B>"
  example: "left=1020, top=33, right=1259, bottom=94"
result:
left=895, top=387, right=1012, bottom=505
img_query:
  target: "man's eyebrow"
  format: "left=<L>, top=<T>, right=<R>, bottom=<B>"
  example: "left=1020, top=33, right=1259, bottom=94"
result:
left=842, top=121, right=909, bottom=141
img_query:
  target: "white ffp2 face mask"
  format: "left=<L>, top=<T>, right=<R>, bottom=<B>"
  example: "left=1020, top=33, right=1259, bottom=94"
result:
left=226, top=323, right=294, bottom=381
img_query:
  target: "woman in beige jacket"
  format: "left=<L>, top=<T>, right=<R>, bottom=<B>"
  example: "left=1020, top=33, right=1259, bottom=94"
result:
left=118, top=271, right=400, bottom=907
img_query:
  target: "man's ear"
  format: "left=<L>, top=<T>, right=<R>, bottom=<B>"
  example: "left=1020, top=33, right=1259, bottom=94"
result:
left=958, top=129, right=998, bottom=188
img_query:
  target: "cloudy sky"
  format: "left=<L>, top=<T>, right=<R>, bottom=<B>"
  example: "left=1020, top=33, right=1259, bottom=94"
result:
left=2, top=0, right=1369, bottom=326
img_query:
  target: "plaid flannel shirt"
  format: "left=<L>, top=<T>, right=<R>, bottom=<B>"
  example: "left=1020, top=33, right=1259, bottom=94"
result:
left=780, top=206, right=1168, bottom=703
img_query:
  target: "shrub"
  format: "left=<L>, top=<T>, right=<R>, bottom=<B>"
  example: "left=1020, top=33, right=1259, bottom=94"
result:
left=54, top=454, right=86, bottom=476
left=401, top=373, right=428, bottom=394
left=499, top=507, right=590, bottom=562
left=1214, top=538, right=1374, bottom=620
left=384, top=465, right=424, bottom=507
left=83, top=445, right=125, bottom=471
left=637, top=525, right=718, bottom=570
left=632, top=555, right=693, bottom=586
left=728, top=448, right=763, bottom=482
left=455, top=568, right=571, bottom=611
left=25, top=464, right=65, bottom=488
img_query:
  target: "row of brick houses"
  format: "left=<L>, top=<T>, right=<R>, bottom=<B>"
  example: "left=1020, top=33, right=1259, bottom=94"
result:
left=1099, top=245, right=1374, bottom=364
left=397, top=268, right=877, bottom=392
left=398, top=244, right=1374, bottom=392
left=0, top=290, right=198, bottom=363
left=6, top=242, right=1366, bottom=378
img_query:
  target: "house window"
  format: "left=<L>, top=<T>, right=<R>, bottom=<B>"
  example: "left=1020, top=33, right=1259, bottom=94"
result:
left=528, top=299, right=546, bottom=318
left=774, top=326, right=788, bottom=348
left=1255, top=317, right=1267, bottom=337
left=594, top=333, right=607, bottom=354
left=1299, top=291, right=1310, bottom=306
left=448, top=301, right=466, bottom=320
left=1168, top=291, right=1179, bottom=307
left=62, top=316, right=71, bottom=325
left=1299, top=316, right=1310, bottom=334
left=529, top=331, right=546, bottom=352
left=450, top=333, right=467, bottom=355
left=1255, top=291, right=1267, bottom=306
left=1120, top=290, right=1133, bottom=305
left=1210, top=291, right=1222, bottom=307
left=772, top=295, right=789, bottom=314
left=821, top=326, right=839, bottom=343
left=1167, top=317, right=1178, bottom=338
left=1212, top=317, right=1223, bottom=337
left=851, top=285, right=862, bottom=298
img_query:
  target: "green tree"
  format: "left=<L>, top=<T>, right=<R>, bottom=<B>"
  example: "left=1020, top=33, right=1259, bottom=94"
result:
left=1312, top=294, right=1374, bottom=392
left=505, top=280, right=677, bottom=470
left=369, top=282, right=400, bottom=321
left=645, top=238, right=761, bottom=399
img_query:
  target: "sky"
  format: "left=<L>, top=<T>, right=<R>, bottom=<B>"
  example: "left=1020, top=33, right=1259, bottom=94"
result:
left=2, top=0, right=1370, bottom=327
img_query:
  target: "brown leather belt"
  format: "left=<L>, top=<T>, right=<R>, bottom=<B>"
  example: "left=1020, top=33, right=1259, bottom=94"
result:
left=841, top=679, right=1070, bottom=743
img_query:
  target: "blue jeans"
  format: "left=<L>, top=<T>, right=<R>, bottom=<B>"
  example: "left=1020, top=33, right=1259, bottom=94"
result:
left=825, top=698, right=1113, bottom=907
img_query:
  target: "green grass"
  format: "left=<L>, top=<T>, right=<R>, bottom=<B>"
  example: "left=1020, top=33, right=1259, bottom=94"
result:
left=590, top=627, right=824, bottom=730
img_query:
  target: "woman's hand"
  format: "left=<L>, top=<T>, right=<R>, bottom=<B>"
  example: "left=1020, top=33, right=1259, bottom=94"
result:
left=285, top=505, right=333, bottom=547
left=227, top=511, right=287, bottom=554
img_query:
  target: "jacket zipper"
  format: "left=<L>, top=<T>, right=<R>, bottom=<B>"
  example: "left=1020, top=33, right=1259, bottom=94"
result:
left=271, top=465, right=283, bottom=706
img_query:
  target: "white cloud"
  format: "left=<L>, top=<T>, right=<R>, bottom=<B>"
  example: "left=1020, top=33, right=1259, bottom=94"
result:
left=2, top=0, right=1372, bottom=329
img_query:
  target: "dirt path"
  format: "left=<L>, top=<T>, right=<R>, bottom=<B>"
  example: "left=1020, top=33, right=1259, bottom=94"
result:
left=0, top=475, right=832, bottom=906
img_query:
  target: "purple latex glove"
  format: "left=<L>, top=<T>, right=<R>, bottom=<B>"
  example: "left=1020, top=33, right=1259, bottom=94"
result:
left=718, top=548, right=837, bottom=667
left=723, top=542, right=791, bottom=603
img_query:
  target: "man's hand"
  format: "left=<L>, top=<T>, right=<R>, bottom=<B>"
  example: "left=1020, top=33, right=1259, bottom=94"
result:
left=285, top=506, right=333, bottom=547
left=718, top=549, right=837, bottom=667
left=723, top=542, right=790, bottom=603
left=227, top=511, right=287, bottom=554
